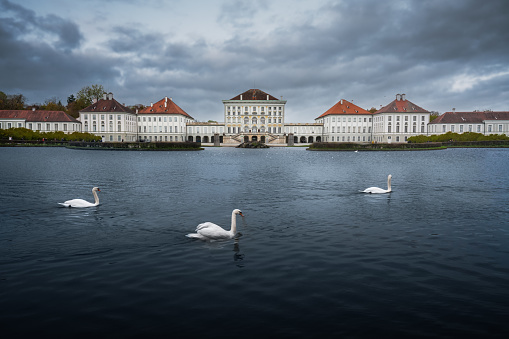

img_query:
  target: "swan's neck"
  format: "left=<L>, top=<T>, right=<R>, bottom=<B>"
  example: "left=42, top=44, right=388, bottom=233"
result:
left=93, top=190, right=99, bottom=205
left=230, top=211, right=237, bottom=234
left=387, top=176, right=392, bottom=192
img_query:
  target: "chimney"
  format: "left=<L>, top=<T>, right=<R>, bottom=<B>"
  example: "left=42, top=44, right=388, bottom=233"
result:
left=401, top=93, right=406, bottom=101
left=108, top=92, right=113, bottom=100
left=341, top=99, right=343, bottom=105
left=240, top=95, right=243, bottom=100
left=452, top=108, right=456, bottom=112
left=396, top=94, right=400, bottom=101
left=151, top=102, right=153, bottom=107
left=103, top=93, right=107, bottom=100
left=92, top=98, right=97, bottom=104
left=267, top=95, right=269, bottom=100
left=32, top=107, right=36, bottom=111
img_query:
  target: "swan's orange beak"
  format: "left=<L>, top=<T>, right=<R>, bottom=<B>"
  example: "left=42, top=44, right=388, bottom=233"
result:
left=239, top=212, right=244, bottom=217
left=98, top=188, right=101, bottom=191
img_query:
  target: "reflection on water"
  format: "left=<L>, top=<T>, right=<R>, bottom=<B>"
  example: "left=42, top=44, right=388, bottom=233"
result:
left=1, top=147, right=509, bottom=337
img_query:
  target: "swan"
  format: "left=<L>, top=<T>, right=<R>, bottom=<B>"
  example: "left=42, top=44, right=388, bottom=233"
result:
left=362, top=175, right=392, bottom=194
left=186, top=209, right=244, bottom=241
left=59, top=187, right=101, bottom=207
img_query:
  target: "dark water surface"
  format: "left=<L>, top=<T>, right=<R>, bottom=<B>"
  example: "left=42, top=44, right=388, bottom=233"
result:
left=1, top=147, right=509, bottom=338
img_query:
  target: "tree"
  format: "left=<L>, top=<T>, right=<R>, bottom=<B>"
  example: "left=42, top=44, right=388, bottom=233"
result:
left=42, top=97, right=66, bottom=111
left=67, top=84, right=107, bottom=118
left=0, top=92, right=26, bottom=110
left=67, top=94, right=76, bottom=104
left=76, top=84, right=107, bottom=107
left=429, top=111, right=440, bottom=122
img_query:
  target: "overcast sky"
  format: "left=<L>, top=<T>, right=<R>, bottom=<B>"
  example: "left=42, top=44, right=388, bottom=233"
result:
left=1, top=0, right=508, bottom=122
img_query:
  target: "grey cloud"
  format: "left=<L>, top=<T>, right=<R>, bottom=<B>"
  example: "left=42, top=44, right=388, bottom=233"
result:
left=1, top=0, right=508, bottom=121
left=0, top=0, right=83, bottom=51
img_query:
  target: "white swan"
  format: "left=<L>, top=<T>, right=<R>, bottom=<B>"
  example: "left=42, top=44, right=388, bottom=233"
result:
left=186, top=209, right=244, bottom=241
left=59, top=187, right=101, bottom=207
left=362, top=175, right=392, bottom=194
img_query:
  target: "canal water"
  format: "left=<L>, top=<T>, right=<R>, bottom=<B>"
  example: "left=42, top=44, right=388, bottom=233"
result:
left=1, top=146, right=508, bottom=337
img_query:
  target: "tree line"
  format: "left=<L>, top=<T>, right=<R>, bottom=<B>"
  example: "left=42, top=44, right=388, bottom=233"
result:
left=1, top=85, right=144, bottom=118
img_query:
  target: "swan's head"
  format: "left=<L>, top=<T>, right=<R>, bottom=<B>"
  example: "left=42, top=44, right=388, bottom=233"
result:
left=388, top=175, right=392, bottom=179
left=93, top=187, right=101, bottom=192
left=233, top=209, right=244, bottom=217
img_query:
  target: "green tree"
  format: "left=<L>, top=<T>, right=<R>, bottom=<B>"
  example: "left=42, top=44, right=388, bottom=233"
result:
left=429, top=111, right=440, bottom=122
left=67, top=94, right=76, bottom=104
left=76, top=84, right=106, bottom=107
left=42, top=97, right=66, bottom=111
left=67, top=84, right=107, bottom=118
left=0, top=92, right=26, bottom=109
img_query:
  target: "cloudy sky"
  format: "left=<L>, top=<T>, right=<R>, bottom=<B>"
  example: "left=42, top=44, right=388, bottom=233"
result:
left=1, top=0, right=508, bottom=122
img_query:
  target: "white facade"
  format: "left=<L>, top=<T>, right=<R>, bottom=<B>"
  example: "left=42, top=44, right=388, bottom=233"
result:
left=285, top=123, right=323, bottom=143
left=137, top=97, right=194, bottom=142
left=222, top=89, right=287, bottom=135
left=371, top=94, right=430, bottom=143
left=79, top=93, right=137, bottom=142
left=373, top=112, right=429, bottom=143
left=317, top=114, right=373, bottom=143
left=138, top=114, right=192, bottom=142
left=0, top=110, right=82, bottom=134
left=428, top=111, right=509, bottom=136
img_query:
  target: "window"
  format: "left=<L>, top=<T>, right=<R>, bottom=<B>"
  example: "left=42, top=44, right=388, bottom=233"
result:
left=477, top=125, right=481, bottom=132
left=460, top=125, right=464, bottom=133
left=499, top=125, right=503, bottom=132
left=468, top=125, right=472, bottom=132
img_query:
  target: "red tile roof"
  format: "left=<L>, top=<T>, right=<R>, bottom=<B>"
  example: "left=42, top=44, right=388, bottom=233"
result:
left=376, top=96, right=429, bottom=114
left=80, top=98, right=134, bottom=114
left=430, top=111, right=509, bottom=124
left=138, top=97, right=193, bottom=119
left=317, top=99, right=371, bottom=119
left=0, top=110, right=79, bottom=122
left=230, top=89, right=279, bottom=101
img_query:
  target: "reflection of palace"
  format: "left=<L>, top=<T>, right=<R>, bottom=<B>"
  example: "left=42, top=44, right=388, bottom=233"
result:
left=3, top=89, right=508, bottom=143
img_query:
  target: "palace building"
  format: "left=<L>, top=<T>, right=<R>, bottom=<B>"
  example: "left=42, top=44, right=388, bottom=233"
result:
left=0, top=109, right=81, bottom=133
left=4, top=89, right=508, bottom=143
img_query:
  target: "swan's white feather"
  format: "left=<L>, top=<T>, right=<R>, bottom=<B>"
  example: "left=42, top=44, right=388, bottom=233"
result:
left=362, top=187, right=389, bottom=194
left=59, top=187, right=100, bottom=208
left=362, top=175, right=392, bottom=194
left=59, top=199, right=95, bottom=208
left=186, top=209, right=243, bottom=241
